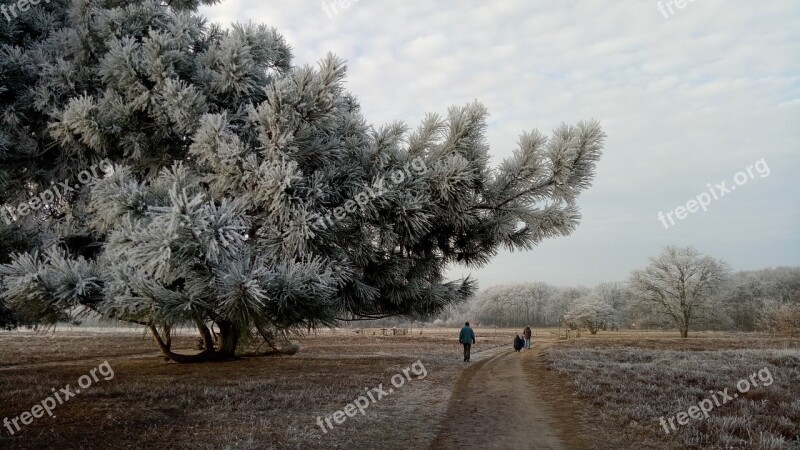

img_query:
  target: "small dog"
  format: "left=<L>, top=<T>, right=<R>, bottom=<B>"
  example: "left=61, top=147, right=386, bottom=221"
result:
left=513, top=335, right=523, bottom=352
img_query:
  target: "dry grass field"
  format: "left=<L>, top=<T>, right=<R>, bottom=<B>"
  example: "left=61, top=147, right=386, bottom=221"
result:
left=546, top=333, right=800, bottom=449
left=0, top=327, right=511, bottom=449
left=0, top=327, right=797, bottom=449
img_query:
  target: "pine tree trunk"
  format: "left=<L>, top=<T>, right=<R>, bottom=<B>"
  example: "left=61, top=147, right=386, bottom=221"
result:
left=216, top=320, right=241, bottom=358
left=196, top=319, right=216, bottom=351
left=147, top=319, right=240, bottom=363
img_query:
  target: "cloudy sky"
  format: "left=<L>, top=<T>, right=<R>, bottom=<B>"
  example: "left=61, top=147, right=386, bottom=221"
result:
left=201, top=0, right=799, bottom=288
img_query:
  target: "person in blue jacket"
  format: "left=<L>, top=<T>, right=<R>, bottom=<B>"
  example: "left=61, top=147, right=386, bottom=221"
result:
left=458, top=322, right=476, bottom=362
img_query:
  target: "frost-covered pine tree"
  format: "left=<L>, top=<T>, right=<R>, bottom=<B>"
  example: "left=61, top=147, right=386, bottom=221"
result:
left=0, top=0, right=605, bottom=361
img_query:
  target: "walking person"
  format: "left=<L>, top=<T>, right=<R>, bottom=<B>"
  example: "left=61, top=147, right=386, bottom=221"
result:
left=523, top=325, right=532, bottom=350
left=458, top=322, right=476, bottom=362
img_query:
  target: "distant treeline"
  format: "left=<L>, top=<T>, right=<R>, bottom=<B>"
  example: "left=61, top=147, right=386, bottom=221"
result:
left=433, top=266, right=800, bottom=333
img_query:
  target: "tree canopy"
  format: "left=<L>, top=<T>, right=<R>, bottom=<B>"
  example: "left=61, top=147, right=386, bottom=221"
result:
left=0, top=0, right=604, bottom=361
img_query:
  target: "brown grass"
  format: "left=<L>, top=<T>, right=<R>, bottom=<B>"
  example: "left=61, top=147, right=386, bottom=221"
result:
left=0, top=327, right=509, bottom=449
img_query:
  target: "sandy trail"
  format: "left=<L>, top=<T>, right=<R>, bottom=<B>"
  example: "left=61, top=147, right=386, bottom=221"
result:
left=431, top=340, right=589, bottom=450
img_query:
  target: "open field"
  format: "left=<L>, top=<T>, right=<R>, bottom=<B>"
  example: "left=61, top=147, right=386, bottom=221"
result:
left=0, top=327, right=512, bottom=449
left=0, top=328, right=798, bottom=449
left=547, top=337, right=800, bottom=449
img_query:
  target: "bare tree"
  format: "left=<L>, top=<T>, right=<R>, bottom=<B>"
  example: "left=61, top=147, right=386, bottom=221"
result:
left=629, top=246, right=729, bottom=338
left=564, top=296, right=615, bottom=334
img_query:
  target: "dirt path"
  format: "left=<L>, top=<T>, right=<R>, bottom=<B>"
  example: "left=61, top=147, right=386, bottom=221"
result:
left=431, top=340, right=590, bottom=450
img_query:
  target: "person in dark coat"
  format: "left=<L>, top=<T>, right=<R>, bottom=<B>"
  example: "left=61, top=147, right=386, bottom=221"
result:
left=458, top=322, right=476, bottom=362
left=523, top=326, right=532, bottom=350
left=513, top=335, right=523, bottom=352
